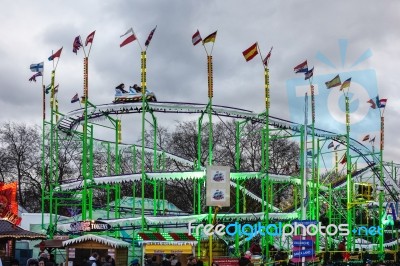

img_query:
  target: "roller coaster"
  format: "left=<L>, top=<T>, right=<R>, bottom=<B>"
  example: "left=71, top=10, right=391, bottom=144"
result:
left=37, top=38, right=400, bottom=265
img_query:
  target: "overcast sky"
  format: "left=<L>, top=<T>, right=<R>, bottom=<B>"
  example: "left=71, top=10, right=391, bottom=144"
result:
left=1, top=0, right=399, bottom=164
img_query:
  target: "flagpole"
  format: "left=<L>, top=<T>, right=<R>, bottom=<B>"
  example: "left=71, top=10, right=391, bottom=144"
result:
left=206, top=47, right=214, bottom=266
left=263, top=54, right=270, bottom=261
left=81, top=52, right=90, bottom=220
left=378, top=106, right=385, bottom=260
left=80, top=36, right=87, bottom=58
left=54, top=48, right=62, bottom=71
left=141, top=48, right=147, bottom=233
left=133, top=29, right=143, bottom=52
left=202, top=43, right=209, bottom=56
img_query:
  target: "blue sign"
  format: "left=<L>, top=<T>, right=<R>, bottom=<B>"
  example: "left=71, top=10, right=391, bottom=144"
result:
left=293, top=249, right=315, bottom=257
left=293, top=240, right=314, bottom=247
left=291, top=220, right=318, bottom=226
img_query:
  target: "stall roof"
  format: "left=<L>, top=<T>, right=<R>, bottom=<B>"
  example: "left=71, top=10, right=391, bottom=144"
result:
left=62, top=234, right=130, bottom=248
left=0, top=219, right=46, bottom=240
left=136, top=232, right=198, bottom=245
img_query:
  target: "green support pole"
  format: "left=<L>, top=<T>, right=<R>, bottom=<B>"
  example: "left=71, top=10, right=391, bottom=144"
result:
left=131, top=145, right=137, bottom=217
left=48, top=70, right=56, bottom=238
left=89, top=124, right=94, bottom=219
left=315, top=140, right=320, bottom=251
left=107, top=142, right=111, bottom=219
left=345, top=95, right=353, bottom=251
left=115, top=120, right=120, bottom=220
left=235, top=121, right=240, bottom=255
left=41, top=89, right=46, bottom=229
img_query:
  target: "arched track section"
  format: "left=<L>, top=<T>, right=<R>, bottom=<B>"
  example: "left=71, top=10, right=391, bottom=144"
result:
left=56, top=101, right=400, bottom=200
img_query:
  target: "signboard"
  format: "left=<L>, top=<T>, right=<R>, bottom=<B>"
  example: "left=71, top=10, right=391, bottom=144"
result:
left=69, top=220, right=111, bottom=233
left=213, top=258, right=239, bottom=266
left=206, top=166, right=230, bottom=207
left=212, top=258, right=239, bottom=266
left=54, top=235, right=69, bottom=240
left=292, top=235, right=317, bottom=262
left=144, top=244, right=193, bottom=254
left=68, top=248, right=75, bottom=259
left=0, top=182, right=21, bottom=225
left=293, top=239, right=313, bottom=247
left=293, top=249, right=315, bottom=257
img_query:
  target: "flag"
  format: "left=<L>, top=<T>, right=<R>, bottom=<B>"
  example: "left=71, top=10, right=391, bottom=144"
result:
left=30, top=62, right=44, bottom=73
left=242, top=43, right=258, bottom=62
left=340, top=78, right=351, bottom=91
left=45, top=84, right=51, bottom=94
left=369, top=136, right=376, bottom=143
left=203, top=31, right=217, bottom=44
left=362, top=135, right=370, bottom=141
left=72, top=36, right=83, bottom=54
left=378, top=98, right=387, bottom=108
left=325, top=74, right=341, bottom=89
left=334, top=144, right=340, bottom=150
left=48, top=47, right=63, bottom=61
left=304, top=67, right=314, bottom=80
left=145, top=26, right=157, bottom=47
left=294, top=60, right=308, bottom=73
left=367, top=98, right=376, bottom=109
left=29, top=72, right=42, bottom=82
left=192, top=30, right=202, bottom=46
left=328, top=141, right=334, bottom=149
left=340, top=154, right=347, bottom=165
left=120, top=28, right=136, bottom=47
left=85, top=30, right=96, bottom=46
left=263, top=47, right=273, bottom=66
left=46, top=84, right=59, bottom=94
left=71, top=93, right=79, bottom=103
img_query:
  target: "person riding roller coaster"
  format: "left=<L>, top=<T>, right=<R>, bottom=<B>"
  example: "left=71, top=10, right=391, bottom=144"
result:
left=130, top=84, right=142, bottom=93
left=116, top=83, right=128, bottom=93
left=114, top=82, right=157, bottom=103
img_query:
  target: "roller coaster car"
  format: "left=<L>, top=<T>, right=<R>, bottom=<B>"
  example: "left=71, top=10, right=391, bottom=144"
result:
left=113, top=87, right=157, bottom=103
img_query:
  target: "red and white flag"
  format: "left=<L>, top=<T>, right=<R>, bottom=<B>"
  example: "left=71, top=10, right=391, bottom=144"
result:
left=263, top=47, right=273, bottom=66
left=85, top=30, right=96, bottom=46
left=192, top=30, right=202, bottom=46
left=120, top=28, right=137, bottom=47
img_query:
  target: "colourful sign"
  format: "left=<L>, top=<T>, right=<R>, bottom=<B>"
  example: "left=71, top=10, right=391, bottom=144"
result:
left=206, top=166, right=230, bottom=207
left=213, top=258, right=239, bottom=266
left=70, top=220, right=111, bottom=232
left=293, top=239, right=313, bottom=247
left=0, top=182, right=21, bottom=225
left=144, top=244, right=193, bottom=254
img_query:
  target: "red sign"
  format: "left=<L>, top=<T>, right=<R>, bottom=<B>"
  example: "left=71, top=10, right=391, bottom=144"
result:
left=213, top=258, right=239, bottom=266
left=0, top=182, right=21, bottom=225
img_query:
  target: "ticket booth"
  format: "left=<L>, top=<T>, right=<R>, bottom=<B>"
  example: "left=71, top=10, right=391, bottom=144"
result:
left=137, top=233, right=197, bottom=266
left=63, top=234, right=130, bottom=266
